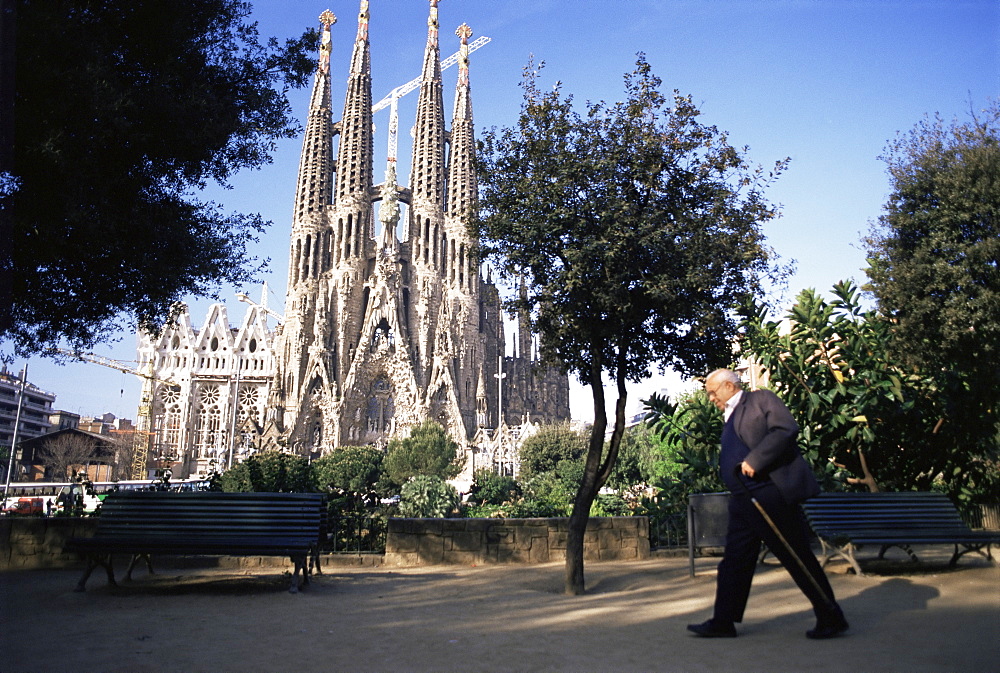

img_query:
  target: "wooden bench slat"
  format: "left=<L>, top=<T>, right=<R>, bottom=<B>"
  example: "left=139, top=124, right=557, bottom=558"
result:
left=800, top=492, right=999, bottom=575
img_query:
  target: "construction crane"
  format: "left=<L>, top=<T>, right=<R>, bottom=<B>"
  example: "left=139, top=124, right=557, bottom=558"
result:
left=53, top=349, right=182, bottom=479
left=372, top=34, right=491, bottom=163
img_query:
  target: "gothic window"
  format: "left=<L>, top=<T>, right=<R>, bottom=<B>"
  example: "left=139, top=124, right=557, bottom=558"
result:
left=194, top=384, right=223, bottom=459
left=238, top=386, right=260, bottom=425
left=154, top=386, right=183, bottom=456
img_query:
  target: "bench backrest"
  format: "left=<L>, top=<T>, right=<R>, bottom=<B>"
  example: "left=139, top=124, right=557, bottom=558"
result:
left=94, top=492, right=326, bottom=544
left=801, top=492, right=971, bottom=533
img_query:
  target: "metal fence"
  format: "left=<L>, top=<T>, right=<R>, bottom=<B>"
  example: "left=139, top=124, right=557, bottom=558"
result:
left=647, top=511, right=689, bottom=549
left=325, top=513, right=387, bottom=554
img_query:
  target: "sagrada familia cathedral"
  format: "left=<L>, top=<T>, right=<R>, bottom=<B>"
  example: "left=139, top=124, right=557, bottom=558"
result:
left=135, top=2, right=571, bottom=483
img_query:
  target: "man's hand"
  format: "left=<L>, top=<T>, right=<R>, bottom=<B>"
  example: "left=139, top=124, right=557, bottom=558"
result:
left=741, top=461, right=756, bottom=478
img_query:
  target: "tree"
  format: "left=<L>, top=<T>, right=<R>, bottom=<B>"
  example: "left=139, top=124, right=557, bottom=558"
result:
left=473, top=56, right=787, bottom=594
left=517, top=424, right=587, bottom=480
left=863, top=102, right=1000, bottom=451
left=312, top=445, right=385, bottom=510
left=38, top=433, right=105, bottom=481
left=383, top=421, right=463, bottom=488
left=3, top=0, right=316, bottom=356
left=606, top=423, right=660, bottom=492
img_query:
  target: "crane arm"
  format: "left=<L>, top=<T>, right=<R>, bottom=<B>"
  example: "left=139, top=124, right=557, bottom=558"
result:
left=52, top=349, right=181, bottom=387
left=371, top=35, right=491, bottom=113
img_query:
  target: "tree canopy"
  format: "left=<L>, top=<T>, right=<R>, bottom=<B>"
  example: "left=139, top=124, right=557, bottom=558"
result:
left=864, top=101, right=1000, bottom=381
left=517, top=424, right=587, bottom=480
left=473, top=56, right=787, bottom=594
left=2, top=0, right=316, bottom=356
left=383, top=421, right=463, bottom=488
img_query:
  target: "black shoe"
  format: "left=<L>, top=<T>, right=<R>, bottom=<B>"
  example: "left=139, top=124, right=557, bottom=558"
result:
left=687, top=620, right=737, bottom=638
left=806, top=607, right=849, bottom=640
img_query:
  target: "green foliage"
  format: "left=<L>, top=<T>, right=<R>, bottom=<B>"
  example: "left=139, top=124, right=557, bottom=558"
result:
left=517, top=459, right=584, bottom=517
left=398, top=475, right=460, bottom=518
left=5, top=0, right=316, bottom=355
left=517, top=424, right=587, bottom=480
left=643, top=390, right=726, bottom=510
left=864, top=101, right=1000, bottom=379
left=312, top=445, right=385, bottom=511
left=469, top=468, right=521, bottom=506
left=219, top=450, right=315, bottom=493
left=606, top=423, right=661, bottom=491
left=740, top=280, right=994, bottom=501
left=474, top=55, right=789, bottom=389
left=863, top=102, right=1000, bottom=480
left=384, top=421, right=463, bottom=488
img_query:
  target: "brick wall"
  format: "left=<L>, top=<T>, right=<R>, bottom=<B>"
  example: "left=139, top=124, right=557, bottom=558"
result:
left=385, top=516, right=650, bottom=567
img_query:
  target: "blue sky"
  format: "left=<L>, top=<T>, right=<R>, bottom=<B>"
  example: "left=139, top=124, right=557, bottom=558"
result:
left=19, top=0, right=998, bottom=423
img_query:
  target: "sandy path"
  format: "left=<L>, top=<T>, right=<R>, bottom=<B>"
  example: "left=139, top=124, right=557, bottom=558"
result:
left=2, top=551, right=997, bottom=672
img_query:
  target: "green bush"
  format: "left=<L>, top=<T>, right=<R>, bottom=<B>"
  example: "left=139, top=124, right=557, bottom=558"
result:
left=398, top=475, right=460, bottom=518
left=313, top=445, right=385, bottom=512
left=219, top=450, right=315, bottom=492
left=518, top=424, right=587, bottom=480
left=469, top=468, right=521, bottom=505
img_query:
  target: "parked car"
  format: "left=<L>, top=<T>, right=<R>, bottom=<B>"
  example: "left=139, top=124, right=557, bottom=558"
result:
left=2, top=497, right=45, bottom=516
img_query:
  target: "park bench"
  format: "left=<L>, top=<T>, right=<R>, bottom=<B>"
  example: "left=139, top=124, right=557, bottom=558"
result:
left=67, top=491, right=327, bottom=593
left=800, top=491, right=999, bottom=575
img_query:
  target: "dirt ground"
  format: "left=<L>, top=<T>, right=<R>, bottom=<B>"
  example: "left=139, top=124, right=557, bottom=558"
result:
left=1, top=547, right=997, bottom=673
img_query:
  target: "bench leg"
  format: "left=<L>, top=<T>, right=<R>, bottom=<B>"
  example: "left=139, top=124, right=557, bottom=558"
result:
left=289, top=554, right=307, bottom=593
left=75, top=553, right=117, bottom=592
left=878, top=543, right=919, bottom=562
left=309, top=546, right=323, bottom=576
left=949, top=543, right=996, bottom=567
left=125, top=553, right=154, bottom=581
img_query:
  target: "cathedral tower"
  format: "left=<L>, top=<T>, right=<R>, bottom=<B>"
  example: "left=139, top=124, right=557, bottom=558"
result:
left=137, top=3, right=571, bottom=479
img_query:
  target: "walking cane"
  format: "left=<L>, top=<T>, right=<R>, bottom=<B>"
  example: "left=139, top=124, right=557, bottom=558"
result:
left=731, top=466, right=836, bottom=610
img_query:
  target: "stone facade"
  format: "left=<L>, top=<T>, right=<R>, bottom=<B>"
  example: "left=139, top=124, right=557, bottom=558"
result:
left=135, top=2, right=569, bottom=479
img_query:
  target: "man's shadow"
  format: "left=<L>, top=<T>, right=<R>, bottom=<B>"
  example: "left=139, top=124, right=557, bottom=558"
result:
left=758, top=576, right=940, bottom=633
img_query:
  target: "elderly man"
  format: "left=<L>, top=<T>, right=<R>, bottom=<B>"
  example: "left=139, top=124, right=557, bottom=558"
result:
left=687, top=368, right=848, bottom=639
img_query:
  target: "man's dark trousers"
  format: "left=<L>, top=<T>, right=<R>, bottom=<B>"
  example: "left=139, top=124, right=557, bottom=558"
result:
left=713, top=480, right=836, bottom=624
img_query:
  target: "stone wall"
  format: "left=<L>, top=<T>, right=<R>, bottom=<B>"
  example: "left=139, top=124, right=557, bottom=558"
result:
left=2, top=516, right=652, bottom=570
left=384, top=516, right=650, bottom=567
left=0, top=517, right=94, bottom=570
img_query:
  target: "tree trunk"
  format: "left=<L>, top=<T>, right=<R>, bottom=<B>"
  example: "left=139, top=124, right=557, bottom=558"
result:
left=564, top=354, right=629, bottom=595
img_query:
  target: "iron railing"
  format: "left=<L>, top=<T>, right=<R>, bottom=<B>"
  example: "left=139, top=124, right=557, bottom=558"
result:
left=325, top=513, right=387, bottom=554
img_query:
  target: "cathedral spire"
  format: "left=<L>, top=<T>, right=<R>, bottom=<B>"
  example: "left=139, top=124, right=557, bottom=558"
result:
left=447, top=23, right=477, bottom=223
left=291, top=10, right=336, bottom=229
left=409, top=0, right=446, bottom=209
left=334, top=0, right=374, bottom=206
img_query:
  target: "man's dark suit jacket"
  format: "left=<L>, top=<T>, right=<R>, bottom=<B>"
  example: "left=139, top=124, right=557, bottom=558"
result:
left=731, top=388, right=820, bottom=504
